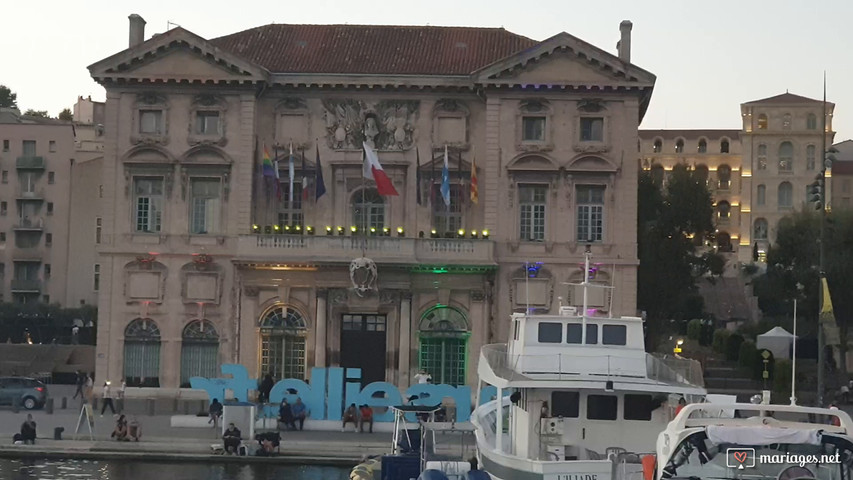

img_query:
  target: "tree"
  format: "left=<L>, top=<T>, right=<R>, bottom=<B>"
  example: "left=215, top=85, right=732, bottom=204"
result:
left=638, top=164, right=716, bottom=349
left=23, top=109, right=49, bottom=118
left=58, top=108, right=73, bottom=121
left=0, top=85, right=16, bottom=108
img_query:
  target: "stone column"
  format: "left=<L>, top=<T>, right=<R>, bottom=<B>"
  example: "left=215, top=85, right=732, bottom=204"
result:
left=314, top=289, right=328, bottom=368
left=398, top=293, right=412, bottom=386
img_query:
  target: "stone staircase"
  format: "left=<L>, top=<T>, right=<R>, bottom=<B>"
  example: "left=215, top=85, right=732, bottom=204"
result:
left=702, top=357, right=766, bottom=401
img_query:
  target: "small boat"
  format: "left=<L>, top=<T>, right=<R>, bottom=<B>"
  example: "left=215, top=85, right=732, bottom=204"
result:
left=471, top=250, right=706, bottom=480
left=653, top=400, right=853, bottom=480
left=351, top=404, right=486, bottom=480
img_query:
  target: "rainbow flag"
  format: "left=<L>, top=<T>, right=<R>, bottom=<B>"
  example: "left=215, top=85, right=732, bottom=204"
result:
left=262, top=146, right=275, bottom=178
left=470, top=155, right=478, bottom=204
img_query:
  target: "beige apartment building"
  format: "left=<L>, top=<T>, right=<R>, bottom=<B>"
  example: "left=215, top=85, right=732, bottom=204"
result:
left=0, top=109, right=75, bottom=305
left=640, top=93, right=836, bottom=263
left=88, top=15, right=653, bottom=390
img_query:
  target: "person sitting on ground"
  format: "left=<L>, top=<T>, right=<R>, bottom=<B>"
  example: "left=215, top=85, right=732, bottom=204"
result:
left=359, top=404, right=374, bottom=433
left=342, top=403, right=359, bottom=432
left=128, top=416, right=141, bottom=441
left=111, top=415, right=128, bottom=441
left=223, top=423, right=242, bottom=454
left=291, top=397, right=308, bottom=431
left=20, top=414, right=37, bottom=444
left=278, top=399, right=296, bottom=430
left=209, top=398, right=223, bottom=427
left=254, top=431, right=280, bottom=456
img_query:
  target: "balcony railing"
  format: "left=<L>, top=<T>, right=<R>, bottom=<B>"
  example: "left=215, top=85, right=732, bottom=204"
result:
left=16, top=156, right=45, bottom=169
left=236, top=235, right=495, bottom=266
left=17, top=189, right=45, bottom=201
left=13, top=217, right=44, bottom=231
left=10, top=279, right=42, bottom=292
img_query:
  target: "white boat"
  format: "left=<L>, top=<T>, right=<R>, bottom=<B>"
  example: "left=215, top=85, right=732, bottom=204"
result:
left=471, top=251, right=706, bottom=480
left=654, top=401, right=853, bottom=480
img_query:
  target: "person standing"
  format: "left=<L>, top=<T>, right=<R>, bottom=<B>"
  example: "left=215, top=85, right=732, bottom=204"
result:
left=414, top=370, right=432, bottom=384
left=101, top=381, right=115, bottom=416
left=85, top=373, right=94, bottom=403
left=73, top=371, right=85, bottom=400
left=258, top=374, right=274, bottom=404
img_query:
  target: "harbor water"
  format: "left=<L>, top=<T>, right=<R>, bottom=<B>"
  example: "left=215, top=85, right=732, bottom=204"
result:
left=0, top=459, right=351, bottom=480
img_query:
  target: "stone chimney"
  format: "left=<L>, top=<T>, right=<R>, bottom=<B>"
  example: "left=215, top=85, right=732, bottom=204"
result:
left=618, top=20, right=632, bottom=63
left=129, top=14, right=146, bottom=48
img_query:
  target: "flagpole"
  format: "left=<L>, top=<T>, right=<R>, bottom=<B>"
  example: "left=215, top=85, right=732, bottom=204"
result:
left=817, top=72, right=827, bottom=407
left=791, top=298, right=797, bottom=406
left=272, top=145, right=279, bottom=228
left=361, top=146, right=367, bottom=256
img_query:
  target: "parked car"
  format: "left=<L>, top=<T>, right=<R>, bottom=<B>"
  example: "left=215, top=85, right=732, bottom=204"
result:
left=0, top=377, right=48, bottom=409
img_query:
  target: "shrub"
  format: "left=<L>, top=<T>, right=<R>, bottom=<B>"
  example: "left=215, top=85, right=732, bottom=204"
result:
left=726, top=334, right=745, bottom=361
left=699, top=324, right=714, bottom=346
left=738, top=340, right=757, bottom=369
left=712, top=329, right=731, bottom=353
left=687, top=319, right=702, bottom=341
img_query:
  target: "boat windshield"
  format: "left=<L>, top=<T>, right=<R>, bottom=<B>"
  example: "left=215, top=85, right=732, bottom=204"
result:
left=662, top=431, right=853, bottom=480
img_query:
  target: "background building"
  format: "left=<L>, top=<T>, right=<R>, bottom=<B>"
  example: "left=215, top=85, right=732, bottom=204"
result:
left=640, top=93, right=836, bottom=263
left=89, top=15, right=653, bottom=390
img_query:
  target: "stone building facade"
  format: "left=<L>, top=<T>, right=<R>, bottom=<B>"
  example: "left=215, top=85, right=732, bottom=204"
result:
left=89, top=16, right=653, bottom=390
left=639, top=93, right=836, bottom=263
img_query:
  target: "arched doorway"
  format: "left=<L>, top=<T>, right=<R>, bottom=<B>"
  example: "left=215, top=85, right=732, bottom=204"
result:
left=418, top=306, right=470, bottom=386
left=124, top=318, right=161, bottom=387
left=180, top=320, right=219, bottom=387
left=717, top=232, right=732, bottom=252
left=259, top=305, right=307, bottom=381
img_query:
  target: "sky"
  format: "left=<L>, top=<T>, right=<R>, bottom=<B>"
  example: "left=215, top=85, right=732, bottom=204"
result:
left=5, top=0, right=853, bottom=141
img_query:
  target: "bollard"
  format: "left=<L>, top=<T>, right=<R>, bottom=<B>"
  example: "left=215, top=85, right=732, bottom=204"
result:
left=147, top=398, right=155, bottom=416
left=61, top=397, right=67, bottom=410
left=54, top=427, right=64, bottom=440
left=46, top=398, right=54, bottom=414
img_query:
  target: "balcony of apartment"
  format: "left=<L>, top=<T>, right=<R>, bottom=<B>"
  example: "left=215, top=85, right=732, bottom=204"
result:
left=16, top=189, right=45, bottom=202
left=10, top=279, right=42, bottom=293
left=236, top=231, right=495, bottom=267
left=13, top=217, right=44, bottom=232
left=16, top=156, right=45, bottom=170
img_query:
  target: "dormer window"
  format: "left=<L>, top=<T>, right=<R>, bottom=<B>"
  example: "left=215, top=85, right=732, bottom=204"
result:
left=522, top=116, right=546, bottom=142
left=721, top=139, right=730, bottom=154
left=580, top=117, right=604, bottom=142
left=139, top=110, right=163, bottom=135
left=698, top=139, right=707, bottom=153
left=653, top=139, right=662, bottom=153
left=675, top=139, right=684, bottom=153
left=195, top=111, right=220, bottom=136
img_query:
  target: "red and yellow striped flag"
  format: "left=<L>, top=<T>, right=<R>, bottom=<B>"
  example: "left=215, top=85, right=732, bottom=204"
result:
left=470, top=155, right=478, bottom=204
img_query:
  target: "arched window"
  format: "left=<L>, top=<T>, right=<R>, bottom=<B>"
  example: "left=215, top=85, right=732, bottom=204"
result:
left=717, top=200, right=731, bottom=220
left=778, top=142, right=793, bottom=172
left=259, top=305, right=307, bottom=381
left=675, top=139, right=684, bottom=153
left=351, top=188, right=385, bottom=233
left=721, top=139, right=730, bottom=154
left=694, top=165, right=709, bottom=186
left=653, top=139, right=662, bottom=153
left=754, top=218, right=768, bottom=240
left=650, top=164, right=665, bottom=187
left=717, top=165, right=732, bottom=190
left=180, top=320, right=219, bottom=387
left=782, top=113, right=792, bottom=130
left=757, top=144, right=768, bottom=170
left=124, top=318, right=161, bottom=387
left=758, top=114, right=768, bottom=130
left=806, top=145, right=816, bottom=170
left=418, top=306, right=470, bottom=386
left=698, top=139, right=707, bottom=153
left=807, top=113, right=817, bottom=130
left=778, top=181, right=793, bottom=208
left=757, top=184, right=766, bottom=206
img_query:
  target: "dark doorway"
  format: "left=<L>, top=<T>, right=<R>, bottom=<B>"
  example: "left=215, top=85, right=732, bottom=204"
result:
left=340, top=314, right=387, bottom=386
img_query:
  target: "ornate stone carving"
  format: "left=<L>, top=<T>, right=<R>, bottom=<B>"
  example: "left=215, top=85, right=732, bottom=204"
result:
left=470, top=290, right=485, bottom=302
left=578, top=99, right=606, bottom=112
left=379, top=289, right=399, bottom=305
left=322, top=99, right=419, bottom=151
left=278, top=97, right=307, bottom=110
left=329, top=288, right=349, bottom=305
left=243, top=286, right=259, bottom=297
left=573, top=144, right=611, bottom=153
left=350, top=257, right=378, bottom=296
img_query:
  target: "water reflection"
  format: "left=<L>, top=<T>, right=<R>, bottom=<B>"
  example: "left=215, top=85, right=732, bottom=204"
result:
left=0, top=459, right=351, bottom=480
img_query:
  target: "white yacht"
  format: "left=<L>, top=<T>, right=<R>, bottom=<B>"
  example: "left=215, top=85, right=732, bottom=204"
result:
left=471, top=252, right=706, bottom=480
left=655, top=401, right=853, bottom=480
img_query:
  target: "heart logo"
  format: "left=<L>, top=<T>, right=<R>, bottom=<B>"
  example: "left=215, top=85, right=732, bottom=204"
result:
left=733, top=451, right=748, bottom=464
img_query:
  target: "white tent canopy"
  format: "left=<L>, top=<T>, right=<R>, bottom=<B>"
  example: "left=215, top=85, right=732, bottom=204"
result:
left=756, top=326, right=795, bottom=360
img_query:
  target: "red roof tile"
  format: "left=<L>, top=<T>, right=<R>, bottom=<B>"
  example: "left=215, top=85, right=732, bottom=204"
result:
left=743, top=92, right=824, bottom=105
left=210, top=24, right=538, bottom=75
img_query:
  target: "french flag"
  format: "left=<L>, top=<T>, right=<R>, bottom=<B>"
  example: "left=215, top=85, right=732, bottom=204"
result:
left=363, top=142, right=399, bottom=196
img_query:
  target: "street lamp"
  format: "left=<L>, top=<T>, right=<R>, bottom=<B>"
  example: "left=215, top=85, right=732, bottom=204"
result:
left=674, top=338, right=684, bottom=354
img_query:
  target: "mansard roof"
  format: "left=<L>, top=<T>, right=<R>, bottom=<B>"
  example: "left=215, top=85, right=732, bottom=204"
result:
left=210, top=24, right=537, bottom=75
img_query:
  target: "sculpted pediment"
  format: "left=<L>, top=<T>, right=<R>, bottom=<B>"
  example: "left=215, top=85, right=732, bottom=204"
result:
left=566, top=155, right=618, bottom=173
left=473, top=32, right=655, bottom=88
left=507, top=154, right=559, bottom=172
left=89, top=27, right=268, bottom=84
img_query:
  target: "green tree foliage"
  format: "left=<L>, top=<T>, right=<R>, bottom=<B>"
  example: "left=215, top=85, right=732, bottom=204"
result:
left=753, top=209, right=853, bottom=372
left=712, top=329, right=731, bottom=353
left=58, top=108, right=73, bottom=121
left=725, top=333, right=744, bottom=361
left=687, top=319, right=702, bottom=341
left=638, top=164, right=715, bottom=348
left=0, top=85, right=16, bottom=108
left=23, top=109, right=49, bottom=118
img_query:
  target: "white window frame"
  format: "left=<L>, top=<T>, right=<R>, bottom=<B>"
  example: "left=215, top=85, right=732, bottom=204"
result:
left=133, top=176, right=164, bottom=233
left=580, top=117, right=605, bottom=143
left=195, top=110, right=221, bottom=136
left=576, top=185, right=605, bottom=243
left=519, top=184, right=547, bottom=242
left=189, top=177, right=222, bottom=235
left=521, top=116, right=547, bottom=143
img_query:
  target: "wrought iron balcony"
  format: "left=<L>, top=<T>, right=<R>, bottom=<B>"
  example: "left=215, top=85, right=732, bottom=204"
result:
left=236, top=235, right=495, bottom=267
left=16, top=156, right=45, bottom=169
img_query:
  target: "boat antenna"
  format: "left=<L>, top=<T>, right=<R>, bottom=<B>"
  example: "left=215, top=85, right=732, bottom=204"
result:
left=608, top=259, right=616, bottom=314
left=791, top=298, right=798, bottom=405
left=582, top=245, right=591, bottom=332
left=525, top=261, right=531, bottom=314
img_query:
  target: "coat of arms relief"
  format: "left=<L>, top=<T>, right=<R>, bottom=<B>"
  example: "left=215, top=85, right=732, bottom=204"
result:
left=322, top=99, right=419, bottom=151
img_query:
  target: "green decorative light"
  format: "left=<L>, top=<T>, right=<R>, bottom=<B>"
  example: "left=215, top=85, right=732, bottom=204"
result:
left=431, top=267, right=449, bottom=274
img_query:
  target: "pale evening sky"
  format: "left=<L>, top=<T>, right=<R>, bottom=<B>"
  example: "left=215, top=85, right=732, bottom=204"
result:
left=5, top=0, right=853, bottom=141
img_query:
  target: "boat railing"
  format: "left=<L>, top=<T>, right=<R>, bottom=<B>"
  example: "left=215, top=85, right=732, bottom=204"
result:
left=646, top=353, right=705, bottom=388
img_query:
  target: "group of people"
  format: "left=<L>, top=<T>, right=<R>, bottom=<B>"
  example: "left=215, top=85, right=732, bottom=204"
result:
left=342, top=403, right=374, bottom=433
left=71, top=371, right=127, bottom=416
left=111, top=414, right=142, bottom=441
left=278, top=398, right=308, bottom=431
